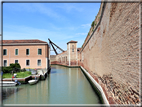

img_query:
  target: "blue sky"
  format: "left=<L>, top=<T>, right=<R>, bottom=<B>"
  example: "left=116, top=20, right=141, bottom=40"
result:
left=3, top=3, right=100, bottom=54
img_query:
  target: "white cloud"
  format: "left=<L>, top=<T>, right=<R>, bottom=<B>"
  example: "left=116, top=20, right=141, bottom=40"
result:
left=81, top=23, right=90, bottom=28
left=3, top=24, right=77, bottom=45
left=4, top=3, right=61, bottom=18
left=76, top=33, right=87, bottom=35
left=57, top=3, right=83, bottom=13
left=32, top=3, right=61, bottom=18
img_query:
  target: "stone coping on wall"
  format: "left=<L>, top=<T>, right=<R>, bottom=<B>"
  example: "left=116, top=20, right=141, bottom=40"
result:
left=80, top=66, right=109, bottom=105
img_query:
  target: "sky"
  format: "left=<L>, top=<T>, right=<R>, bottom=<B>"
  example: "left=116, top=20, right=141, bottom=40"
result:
left=3, top=2, right=101, bottom=55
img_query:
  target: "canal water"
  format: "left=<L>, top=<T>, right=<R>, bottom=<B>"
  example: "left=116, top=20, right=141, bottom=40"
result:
left=2, top=65, right=101, bottom=104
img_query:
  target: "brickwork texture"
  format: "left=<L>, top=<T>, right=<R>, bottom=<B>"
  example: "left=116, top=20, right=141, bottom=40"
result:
left=50, top=2, right=141, bottom=105
left=79, top=2, right=140, bottom=105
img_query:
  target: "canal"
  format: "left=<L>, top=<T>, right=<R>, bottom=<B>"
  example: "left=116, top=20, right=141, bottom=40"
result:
left=2, top=65, right=101, bottom=104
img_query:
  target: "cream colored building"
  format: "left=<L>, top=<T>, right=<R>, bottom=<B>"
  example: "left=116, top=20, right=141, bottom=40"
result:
left=51, top=40, right=80, bottom=66
left=2, top=39, right=49, bottom=69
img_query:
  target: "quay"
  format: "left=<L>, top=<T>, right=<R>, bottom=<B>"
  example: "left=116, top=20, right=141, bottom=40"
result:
left=1, top=1, right=141, bottom=106
left=2, top=67, right=51, bottom=84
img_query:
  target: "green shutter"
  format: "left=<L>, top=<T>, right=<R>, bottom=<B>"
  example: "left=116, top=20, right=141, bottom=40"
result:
left=15, top=49, right=18, bottom=55
left=26, top=49, right=29, bottom=55
left=38, top=49, right=39, bottom=54
left=40, top=49, right=42, bottom=55
left=38, top=49, right=42, bottom=55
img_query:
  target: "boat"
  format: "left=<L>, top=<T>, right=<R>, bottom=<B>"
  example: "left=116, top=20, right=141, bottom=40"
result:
left=28, top=80, right=38, bottom=85
left=37, top=69, right=46, bottom=80
left=28, top=76, right=39, bottom=85
left=0, top=81, right=17, bottom=87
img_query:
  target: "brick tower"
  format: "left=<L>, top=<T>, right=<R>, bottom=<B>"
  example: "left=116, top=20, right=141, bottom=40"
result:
left=67, top=40, right=78, bottom=66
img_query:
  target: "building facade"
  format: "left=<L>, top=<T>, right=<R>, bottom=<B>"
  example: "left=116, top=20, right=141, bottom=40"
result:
left=51, top=40, right=80, bottom=66
left=2, top=39, right=49, bottom=69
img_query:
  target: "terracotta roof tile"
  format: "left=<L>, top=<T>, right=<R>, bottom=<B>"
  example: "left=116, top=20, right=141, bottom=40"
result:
left=67, top=40, right=77, bottom=44
left=2, top=39, right=47, bottom=44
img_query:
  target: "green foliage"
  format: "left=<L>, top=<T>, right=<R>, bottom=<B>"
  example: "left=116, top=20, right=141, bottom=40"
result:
left=2, top=63, right=21, bottom=73
left=2, top=66, right=12, bottom=73
left=10, top=63, right=21, bottom=69
left=2, top=73, right=12, bottom=78
left=87, top=32, right=90, bottom=36
left=10, top=63, right=21, bottom=73
left=91, top=21, right=94, bottom=27
left=21, top=68, right=26, bottom=72
left=3, top=71, right=31, bottom=78
left=16, top=71, right=31, bottom=78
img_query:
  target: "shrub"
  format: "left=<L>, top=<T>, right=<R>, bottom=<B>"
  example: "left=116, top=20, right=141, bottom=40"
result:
left=10, top=63, right=21, bottom=73
left=91, top=21, right=94, bottom=27
left=2, top=63, right=21, bottom=73
left=21, top=68, right=26, bottom=72
left=10, top=63, right=21, bottom=69
left=2, top=66, right=12, bottom=73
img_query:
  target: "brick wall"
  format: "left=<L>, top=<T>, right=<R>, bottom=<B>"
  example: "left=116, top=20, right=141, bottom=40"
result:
left=79, top=2, right=140, bottom=105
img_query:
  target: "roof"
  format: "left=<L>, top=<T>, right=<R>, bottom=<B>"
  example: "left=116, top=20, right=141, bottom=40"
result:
left=2, top=39, right=48, bottom=46
left=77, top=48, right=81, bottom=52
left=3, top=39, right=47, bottom=44
left=67, top=40, right=77, bottom=44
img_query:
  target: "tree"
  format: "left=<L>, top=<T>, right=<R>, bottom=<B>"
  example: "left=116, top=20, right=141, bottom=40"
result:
left=10, top=63, right=21, bottom=73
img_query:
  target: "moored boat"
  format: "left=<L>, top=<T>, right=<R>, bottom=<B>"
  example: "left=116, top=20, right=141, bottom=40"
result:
left=28, top=80, right=38, bottom=85
left=37, top=69, right=46, bottom=80
left=0, top=81, right=17, bottom=87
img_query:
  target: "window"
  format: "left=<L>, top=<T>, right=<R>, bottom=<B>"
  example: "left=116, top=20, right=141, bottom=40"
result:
left=38, top=49, right=42, bottom=55
left=15, top=49, right=18, bottom=55
left=26, top=60, right=30, bottom=66
left=15, top=60, right=18, bottom=63
left=72, top=45, right=74, bottom=52
left=4, top=60, right=7, bottom=67
left=26, top=49, right=29, bottom=55
left=37, top=60, right=41, bottom=66
left=3, top=49, right=7, bottom=55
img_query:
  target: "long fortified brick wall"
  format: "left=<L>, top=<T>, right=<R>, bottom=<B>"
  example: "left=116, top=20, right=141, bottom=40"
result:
left=79, top=2, right=141, bottom=104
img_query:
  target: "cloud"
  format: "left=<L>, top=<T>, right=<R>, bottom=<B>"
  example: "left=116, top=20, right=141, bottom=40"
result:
left=4, top=3, right=61, bottom=18
left=76, top=33, right=87, bottom=35
left=32, top=3, right=61, bottom=18
left=3, top=24, right=87, bottom=55
left=57, top=3, right=83, bottom=13
left=81, top=23, right=90, bottom=28
left=3, top=24, right=77, bottom=45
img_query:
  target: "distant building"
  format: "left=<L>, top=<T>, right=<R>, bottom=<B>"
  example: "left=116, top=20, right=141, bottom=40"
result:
left=67, top=40, right=78, bottom=65
left=51, top=40, right=80, bottom=66
left=2, top=39, right=50, bottom=69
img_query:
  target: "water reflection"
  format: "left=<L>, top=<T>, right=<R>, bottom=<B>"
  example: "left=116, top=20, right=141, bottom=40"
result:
left=3, top=65, right=101, bottom=104
left=2, top=87, right=22, bottom=100
left=50, top=70, right=57, bottom=74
